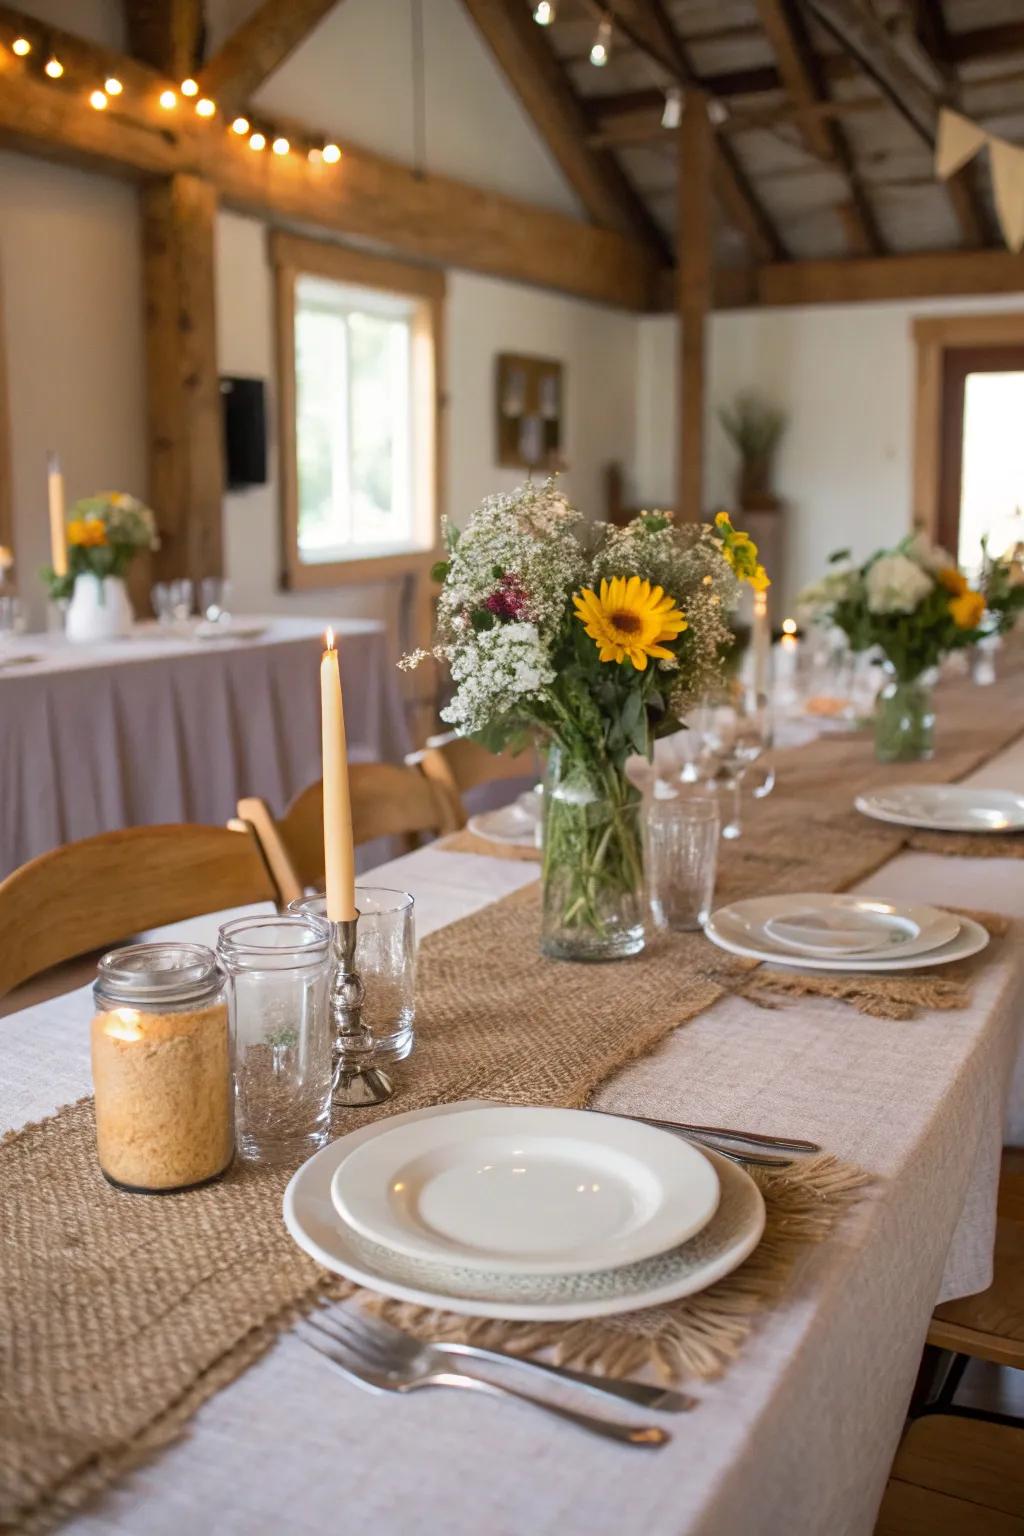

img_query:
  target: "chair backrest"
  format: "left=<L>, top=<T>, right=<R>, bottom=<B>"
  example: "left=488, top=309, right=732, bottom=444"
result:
left=410, top=732, right=535, bottom=828
left=0, top=823, right=278, bottom=999
left=247, top=761, right=459, bottom=892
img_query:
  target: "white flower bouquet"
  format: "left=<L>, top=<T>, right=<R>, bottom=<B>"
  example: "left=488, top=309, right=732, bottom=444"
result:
left=404, top=481, right=767, bottom=959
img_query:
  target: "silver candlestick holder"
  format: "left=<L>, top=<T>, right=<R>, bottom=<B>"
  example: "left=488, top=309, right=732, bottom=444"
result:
left=329, top=914, right=393, bottom=1107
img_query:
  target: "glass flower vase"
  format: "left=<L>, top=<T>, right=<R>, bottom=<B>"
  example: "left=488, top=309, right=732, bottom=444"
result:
left=873, top=667, right=935, bottom=764
left=540, top=742, right=645, bottom=962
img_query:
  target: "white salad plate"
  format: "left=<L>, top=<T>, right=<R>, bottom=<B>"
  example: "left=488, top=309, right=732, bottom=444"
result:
left=763, top=907, right=920, bottom=957
left=855, top=785, right=1024, bottom=834
left=193, top=620, right=267, bottom=643
left=710, top=893, right=959, bottom=965
left=284, top=1101, right=765, bottom=1322
left=329, top=1103, right=720, bottom=1276
left=705, top=904, right=987, bottom=973
left=467, top=791, right=540, bottom=849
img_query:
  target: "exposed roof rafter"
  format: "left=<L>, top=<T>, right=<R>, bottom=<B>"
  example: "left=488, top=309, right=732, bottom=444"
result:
left=197, top=0, right=342, bottom=116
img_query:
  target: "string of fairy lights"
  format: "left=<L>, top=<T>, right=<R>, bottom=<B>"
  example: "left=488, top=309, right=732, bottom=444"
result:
left=4, top=27, right=343, bottom=167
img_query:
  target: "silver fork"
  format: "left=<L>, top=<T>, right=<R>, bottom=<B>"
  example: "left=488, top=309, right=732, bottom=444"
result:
left=297, top=1310, right=671, bottom=1448
left=308, top=1305, right=693, bottom=1412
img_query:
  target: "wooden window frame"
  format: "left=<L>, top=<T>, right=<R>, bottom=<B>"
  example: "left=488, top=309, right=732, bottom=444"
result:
left=271, top=230, right=445, bottom=592
left=912, top=312, right=1024, bottom=542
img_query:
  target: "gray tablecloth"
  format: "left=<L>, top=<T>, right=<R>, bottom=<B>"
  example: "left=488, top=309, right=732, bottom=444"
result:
left=0, top=617, right=408, bottom=876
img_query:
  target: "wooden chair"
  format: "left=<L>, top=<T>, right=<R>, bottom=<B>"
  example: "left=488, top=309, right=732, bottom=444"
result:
left=408, top=731, right=537, bottom=828
left=927, top=1147, right=1024, bottom=1371
left=0, top=823, right=278, bottom=1000
left=237, top=761, right=459, bottom=896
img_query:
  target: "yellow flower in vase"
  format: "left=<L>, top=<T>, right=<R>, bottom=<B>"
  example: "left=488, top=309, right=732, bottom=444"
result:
left=573, top=575, right=687, bottom=670
left=714, top=510, right=770, bottom=590
left=949, top=588, right=985, bottom=629
left=68, top=516, right=108, bottom=548
left=937, top=566, right=968, bottom=597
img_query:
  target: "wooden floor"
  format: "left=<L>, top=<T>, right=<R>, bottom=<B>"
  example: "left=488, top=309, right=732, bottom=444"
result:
left=875, top=1363, right=1024, bottom=1534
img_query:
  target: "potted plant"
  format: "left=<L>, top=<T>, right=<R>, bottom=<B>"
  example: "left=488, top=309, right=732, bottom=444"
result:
left=43, top=493, right=159, bottom=642
left=402, top=483, right=768, bottom=960
left=718, top=393, right=787, bottom=508
left=799, top=532, right=988, bottom=762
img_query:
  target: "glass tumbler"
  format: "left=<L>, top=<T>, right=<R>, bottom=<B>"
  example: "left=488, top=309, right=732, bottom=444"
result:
left=217, top=915, right=333, bottom=1165
left=644, top=791, right=720, bottom=932
left=289, top=888, right=416, bottom=1061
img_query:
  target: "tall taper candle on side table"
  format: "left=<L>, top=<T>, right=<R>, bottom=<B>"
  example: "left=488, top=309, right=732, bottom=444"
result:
left=47, top=452, right=67, bottom=578
left=320, top=628, right=393, bottom=1106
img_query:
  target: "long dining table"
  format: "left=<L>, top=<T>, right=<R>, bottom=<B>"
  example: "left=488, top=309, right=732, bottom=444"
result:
left=3, top=723, right=1023, bottom=1534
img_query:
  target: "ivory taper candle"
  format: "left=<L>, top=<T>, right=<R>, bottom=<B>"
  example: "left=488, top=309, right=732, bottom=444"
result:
left=47, top=452, right=67, bottom=577
left=320, top=627, right=357, bottom=922
left=752, top=587, right=770, bottom=698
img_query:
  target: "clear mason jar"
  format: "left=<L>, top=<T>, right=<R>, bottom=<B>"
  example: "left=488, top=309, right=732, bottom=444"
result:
left=288, top=888, right=416, bottom=1061
left=217, top=915, right=333, bottom=1166
left=540, top=741, right=645, bottom=962
left=91, top=942, right=232, bottom=1194
left=873, top=665, right=936, bottom=763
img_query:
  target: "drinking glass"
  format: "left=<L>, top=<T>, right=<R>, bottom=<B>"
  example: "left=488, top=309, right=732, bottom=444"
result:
left=170, top=578, right=194, bottom=621
left=644, top=791, right=719, bottom=931
left=217, top=914, right=333, bottom=1165
left=289, top=887, right=416, bottom=1062
left=200, top=577, right=232, bottom=623
left=0, top=595, right=24, bottom=654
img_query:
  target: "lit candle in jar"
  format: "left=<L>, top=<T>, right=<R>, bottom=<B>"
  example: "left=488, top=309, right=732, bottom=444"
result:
left=320, top=627, right=357, bottom=922
left=775, top=617, right=800, bottom=690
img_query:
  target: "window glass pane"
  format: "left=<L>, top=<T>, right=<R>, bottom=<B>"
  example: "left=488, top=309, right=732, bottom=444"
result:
left=293, top=277, right=417, bottom=564
left=958, top=371, right=1024, bottom=572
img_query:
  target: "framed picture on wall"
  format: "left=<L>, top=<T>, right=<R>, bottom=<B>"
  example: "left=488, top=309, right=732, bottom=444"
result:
left=495, top=353, right=565, bottom=471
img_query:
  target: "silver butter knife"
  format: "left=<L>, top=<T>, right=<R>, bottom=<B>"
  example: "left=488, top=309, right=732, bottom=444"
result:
left=589, top=1109, right=821, bottom=1157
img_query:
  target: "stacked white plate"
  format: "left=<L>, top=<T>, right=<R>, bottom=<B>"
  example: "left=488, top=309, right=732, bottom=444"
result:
left=704, top=892, right=988, bottom=972
left=284, top=1101, right=766, bottom=1321
left=855, top=785, right=1024, bottom=834
left=467, top=789, right=541, bottom=849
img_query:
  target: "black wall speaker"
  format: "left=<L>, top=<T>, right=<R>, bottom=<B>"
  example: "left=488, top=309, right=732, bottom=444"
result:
left=220, top=376, right=267, bottom=489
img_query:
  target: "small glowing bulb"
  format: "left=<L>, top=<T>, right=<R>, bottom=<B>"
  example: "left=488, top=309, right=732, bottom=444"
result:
left=321, top=142, right=341, bottom=164
left=104, top=76, right=122, bottom=95
left=195, top=96, right=215, bottom=117
left=782, top=617, right=798, bottom=635
left=44, top=55, right=63, bottom=78
left=589, top=15, right=611, bottom=66
left=158, top=88, right=177, bottom=109
left=89, top=88, right=108, bottom=110
left=11, top=36, right=31, bottom=57
left=231, top=115, right=249, bottom=135
left=249, top=130, right=266, bottom=151
left=533, top=0, right=555, bottom=22
left=271, top=136, right=289, bottom=155
left=307, top=147, right=322, bottom=164
left=180, top=77, right=198, bottom=97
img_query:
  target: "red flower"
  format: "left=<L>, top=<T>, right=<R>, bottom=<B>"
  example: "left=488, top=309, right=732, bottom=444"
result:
left=485, top=575, right=528, bottom=620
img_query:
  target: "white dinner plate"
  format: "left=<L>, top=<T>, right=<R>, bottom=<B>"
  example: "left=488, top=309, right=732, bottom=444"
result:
left=0, top=652, right=41, bottom=670
left=466, top=792, right=540, bottom=849
left=711, top=893, right=959, bottom=965
left=284, top=1101, right=765, bottom=1322
left=855, top=785, right=1024, bottom=834
left=193, top=621, right=267, bottom=643
left=330, top=1104, right=720, bottom=1275
left=705, top=910, right=988, bottom=973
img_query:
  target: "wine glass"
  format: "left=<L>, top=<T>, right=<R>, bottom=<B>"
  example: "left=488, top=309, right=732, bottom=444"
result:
left=694, top=689, right=772, bottom=839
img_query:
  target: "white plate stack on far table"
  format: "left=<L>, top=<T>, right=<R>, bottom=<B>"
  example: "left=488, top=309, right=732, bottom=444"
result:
left=854, top=784, right=1024, bottom=834
left=284, top=1102, right=766, bottom=1322
left=704, top=892, right=988, bottom=972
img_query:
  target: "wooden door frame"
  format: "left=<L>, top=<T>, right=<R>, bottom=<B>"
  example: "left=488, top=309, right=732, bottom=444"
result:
left=913, top=313, right=1024, bottom=541
left=936, top=343, right=1024, bottom=558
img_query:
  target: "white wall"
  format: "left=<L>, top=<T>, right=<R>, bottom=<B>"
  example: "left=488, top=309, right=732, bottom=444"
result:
left=0, top=153, right=146, bottom=627
left=635, top=293, right=1024, bottom=609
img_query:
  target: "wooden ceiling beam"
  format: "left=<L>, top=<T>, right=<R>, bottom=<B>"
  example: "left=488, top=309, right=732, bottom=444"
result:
left=197, top=0, right=342, bottom=116
left=744, top=248, right=1024, bottom=307
left=754, top=0, right=881, bottom=256
left=604, top=0, right=787, bottom=261
left=911, top=0, right=992, bottom=249
left=124, top=0, right=203, bottom=82
left=458, top=0, right=670, bottom=260
left=676, top=92, right=713, bottom=520
left=943, top=22, right=1024, bottom=65
left=0, top=22, right=655, bottom=311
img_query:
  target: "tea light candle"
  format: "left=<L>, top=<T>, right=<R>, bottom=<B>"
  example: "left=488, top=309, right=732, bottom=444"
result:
left=775, top=617, right=800, bottom=690
left=91, top=944, right=232, bottom=1193
left=320, top=627, right=357, bottom=922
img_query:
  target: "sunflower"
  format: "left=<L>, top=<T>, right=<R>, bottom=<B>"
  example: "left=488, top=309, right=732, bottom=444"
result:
left=936, top=566, right=968, bottom=597
left=573, top=575, right=687, bottom=670
left=67, top=516, right=107, bottom=549
left=949, top=588, right=985, bottom=630
left=714, top=511, right=770, bottom=591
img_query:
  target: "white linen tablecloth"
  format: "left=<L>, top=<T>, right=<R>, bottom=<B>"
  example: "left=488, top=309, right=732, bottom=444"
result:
left=2, top=744, right=1023, bottom=1536
left=0, top=617, right=408, bottom=876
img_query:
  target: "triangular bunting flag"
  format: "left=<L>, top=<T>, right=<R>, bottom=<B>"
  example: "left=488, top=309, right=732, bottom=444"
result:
left=989, top=135, right=1024, bottom=254
left=935, top=108, right=987, bottom=180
